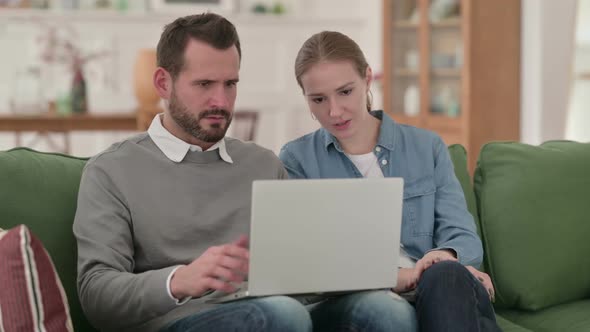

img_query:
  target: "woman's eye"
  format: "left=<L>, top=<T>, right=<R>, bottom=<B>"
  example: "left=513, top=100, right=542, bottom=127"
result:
left=340, top=89, right=352, bottom=96
left=312, top=97, right=324, bottom=104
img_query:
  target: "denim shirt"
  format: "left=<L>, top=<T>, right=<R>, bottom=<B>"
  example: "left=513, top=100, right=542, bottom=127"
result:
left=279, top=111, right=483, bottom=267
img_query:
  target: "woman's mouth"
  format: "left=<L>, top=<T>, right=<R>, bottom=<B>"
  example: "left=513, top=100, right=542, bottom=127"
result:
left=334, top=119, right=351, bottom=130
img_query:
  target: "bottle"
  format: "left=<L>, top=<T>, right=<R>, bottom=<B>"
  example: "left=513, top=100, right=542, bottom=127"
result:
left=404, top=85, right=420, bottom=117
left=71, top=65, right=88, bottom=114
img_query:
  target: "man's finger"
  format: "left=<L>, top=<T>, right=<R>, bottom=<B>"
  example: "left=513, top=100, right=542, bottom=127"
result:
left=222, top=244, right=250, bottom=259
left=210, top=266, right=244, bottom=283
left=218, top=255, right=249, bottom=273
left=233, top=235, right=249, bottom=249
left=204, top=277, right=235, bottom=293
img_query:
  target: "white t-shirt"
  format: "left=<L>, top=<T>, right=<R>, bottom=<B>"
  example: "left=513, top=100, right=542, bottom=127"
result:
left=346, top=151, right=416, bottom=268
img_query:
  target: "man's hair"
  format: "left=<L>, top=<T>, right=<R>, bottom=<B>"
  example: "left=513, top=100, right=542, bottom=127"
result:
left=156, top=12, right=241, bottom=80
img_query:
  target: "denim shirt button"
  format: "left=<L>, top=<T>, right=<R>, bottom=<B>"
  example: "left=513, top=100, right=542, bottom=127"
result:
left=381, top=159, right=388, bottom=166
left=375, top=146, right=381, bottom=152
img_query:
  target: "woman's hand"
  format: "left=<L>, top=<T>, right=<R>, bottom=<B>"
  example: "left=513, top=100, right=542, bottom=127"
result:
left=393, top=267, right=419, bottom=293
left=465, top=266, right=495, bottom=302
left=415, top=249, right=457, bottom=280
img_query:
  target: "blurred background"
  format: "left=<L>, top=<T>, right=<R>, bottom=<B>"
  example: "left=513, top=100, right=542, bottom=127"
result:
left=0, top=0, right=587, bottom=169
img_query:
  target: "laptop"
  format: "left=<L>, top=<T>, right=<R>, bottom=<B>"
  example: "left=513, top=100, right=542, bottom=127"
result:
left=207, top=177, right=404, bottom=303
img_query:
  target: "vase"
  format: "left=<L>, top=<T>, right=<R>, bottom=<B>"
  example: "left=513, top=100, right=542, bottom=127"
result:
left=133, top=48, right=162, bottom=130
left=71, top=65, right=88, bottom=114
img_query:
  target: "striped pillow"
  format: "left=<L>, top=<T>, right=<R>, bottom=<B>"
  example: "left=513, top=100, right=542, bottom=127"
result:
left=0, top=225, right=73, bottom=332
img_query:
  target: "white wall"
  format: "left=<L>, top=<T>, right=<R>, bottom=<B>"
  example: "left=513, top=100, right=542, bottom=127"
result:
left=520, top=0, right=577, bottom=144
left=566, top=0, right=590, bottom=141
left=0, top=1, right=382, bottom=156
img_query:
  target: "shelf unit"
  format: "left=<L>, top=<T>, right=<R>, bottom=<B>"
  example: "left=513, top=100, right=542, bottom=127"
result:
left=382, top=0, right=521, bottom=171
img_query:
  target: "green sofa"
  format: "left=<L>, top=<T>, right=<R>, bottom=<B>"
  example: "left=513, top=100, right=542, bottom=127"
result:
left=1, top=142, right=588, bottom=331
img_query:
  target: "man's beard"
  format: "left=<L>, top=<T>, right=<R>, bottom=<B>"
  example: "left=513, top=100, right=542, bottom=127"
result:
left=168, top=92, right=232, bottom=143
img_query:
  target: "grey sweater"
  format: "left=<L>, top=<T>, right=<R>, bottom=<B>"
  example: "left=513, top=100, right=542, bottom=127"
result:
left=73, top=133, right=288, bottom=332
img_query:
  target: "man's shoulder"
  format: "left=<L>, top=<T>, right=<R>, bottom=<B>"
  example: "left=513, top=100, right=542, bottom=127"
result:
left=86, top=132, right=152, bottom=169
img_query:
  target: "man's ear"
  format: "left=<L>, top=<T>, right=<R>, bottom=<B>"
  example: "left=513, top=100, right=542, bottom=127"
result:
left=153, top=67, right=173, bottom=99
left=365, top=66, right=373, bottom=92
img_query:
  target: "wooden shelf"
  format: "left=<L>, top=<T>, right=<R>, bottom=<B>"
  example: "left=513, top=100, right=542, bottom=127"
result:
left=389, top=111, right=422, bottom=127
left=394, top=20, right=418, bottom=29
left=394, top=18, right=461, bottom=29
left=383, top=0, right=521, bottom=172
left=431, top=18, right=461, bottom=28
left=424, top=114, right=462, bottom=131
left=394, top=68, right=420, bottom=77
left=0, top=113, right=138, bottom=132
left=432, top=68, right=462, bottom=77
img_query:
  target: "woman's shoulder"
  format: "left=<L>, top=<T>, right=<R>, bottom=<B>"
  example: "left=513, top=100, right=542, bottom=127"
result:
left=281, top=128, right=326, bottom=154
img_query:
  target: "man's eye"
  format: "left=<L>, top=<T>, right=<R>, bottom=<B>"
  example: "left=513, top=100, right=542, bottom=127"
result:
left=226, top=81, right=237, bottom=87
left=199, top=81, right=211, bottom=87
left=312, top=97, right=324, bottom=104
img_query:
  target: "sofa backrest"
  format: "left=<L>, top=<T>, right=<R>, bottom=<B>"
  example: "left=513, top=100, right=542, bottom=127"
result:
left=474, top=141, right=590, bottom=311
left=0, top=148, right=96, bottom=332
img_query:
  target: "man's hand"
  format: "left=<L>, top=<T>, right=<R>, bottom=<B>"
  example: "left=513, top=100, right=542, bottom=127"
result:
left=393, top=267, right=419, bottom=293
left=465, top=266, right=495, bottom=302
left=170, top=235, right=249, bottom=299
left=415, top=249, right=457, bottom=280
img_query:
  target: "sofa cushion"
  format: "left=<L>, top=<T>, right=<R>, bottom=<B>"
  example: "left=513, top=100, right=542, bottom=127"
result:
left=0, top=225, right=73, bottom=332
left=0, top=148, right=95, bottom=331
left=497, top=299, right=590, bottom=332
left=447, top=144, right=480, bottom=235
left=496, top=315, right=533, bottom=332
left=474, top=141, right=590, bottom=311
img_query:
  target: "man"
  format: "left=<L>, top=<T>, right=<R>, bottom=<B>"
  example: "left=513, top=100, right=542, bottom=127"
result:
left=74, top=13, right=414, bottom=332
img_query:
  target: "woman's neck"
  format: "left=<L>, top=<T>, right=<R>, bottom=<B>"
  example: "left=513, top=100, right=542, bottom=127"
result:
left=339, top=114, right=381, bottom=155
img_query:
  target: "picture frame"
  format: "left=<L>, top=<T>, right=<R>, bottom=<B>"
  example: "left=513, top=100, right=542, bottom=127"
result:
left=150, top=0, right=234, bottom=14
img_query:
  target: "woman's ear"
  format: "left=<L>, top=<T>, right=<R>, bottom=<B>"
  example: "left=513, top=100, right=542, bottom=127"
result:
left=365, top=66, right=373, bottom=92
left=153, top=67, right=173, bottom=99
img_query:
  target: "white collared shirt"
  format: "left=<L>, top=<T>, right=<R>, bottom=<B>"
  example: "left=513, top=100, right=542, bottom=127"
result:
left=147, top=113, right=233, bottom=164
left=147, top=113, right=232, bottom=304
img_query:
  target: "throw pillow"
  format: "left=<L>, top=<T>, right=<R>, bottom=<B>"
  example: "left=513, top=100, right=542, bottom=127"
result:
left=0, top=225, right=73, bottom=332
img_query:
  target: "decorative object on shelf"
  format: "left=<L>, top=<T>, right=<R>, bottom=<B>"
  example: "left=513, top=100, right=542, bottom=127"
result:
left=429, top=0, right=460, bottom=22
left=431, top=53, right=455, bottom=69
left=0, top=0, right=31, bottom=8
left=403, top=84, right=420, bottom=117
left=94, top=0, right=111, bottom=8
left=271, top=2, right=285, bottom=15
left=149, top=0, right=234, bottom=13
left=251, top=2, right=287, bottom=15
left=70, top=63, right=87, bottom=113
left=251, top=2, right=267, bottom=14
left=37, top=22, right=109, bottom=114
left=133, top=48, right=162, bottom=131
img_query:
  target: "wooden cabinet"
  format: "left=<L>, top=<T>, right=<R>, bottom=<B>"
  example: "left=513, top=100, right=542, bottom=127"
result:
left=382, top=0, right=521, bottom=171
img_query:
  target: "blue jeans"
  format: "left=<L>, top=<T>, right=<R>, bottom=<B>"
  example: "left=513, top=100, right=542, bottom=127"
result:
left=161, top=290, right=416, bottom=332
left=415, top=261, right=501, bottom=332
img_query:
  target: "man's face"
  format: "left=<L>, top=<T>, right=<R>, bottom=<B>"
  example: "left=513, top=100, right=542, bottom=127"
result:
left=167, top=39, right=240, bottom=144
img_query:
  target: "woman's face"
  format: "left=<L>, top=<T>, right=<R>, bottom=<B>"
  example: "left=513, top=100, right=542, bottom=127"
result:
left=300, top=60, right=372, bottom=141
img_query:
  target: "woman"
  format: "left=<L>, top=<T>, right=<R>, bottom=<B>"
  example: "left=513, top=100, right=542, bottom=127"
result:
left=279, top=31, right=500, bottom=331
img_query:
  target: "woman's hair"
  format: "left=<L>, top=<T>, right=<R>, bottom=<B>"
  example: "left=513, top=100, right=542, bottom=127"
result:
left=294, top=31, right=371, bottom=112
